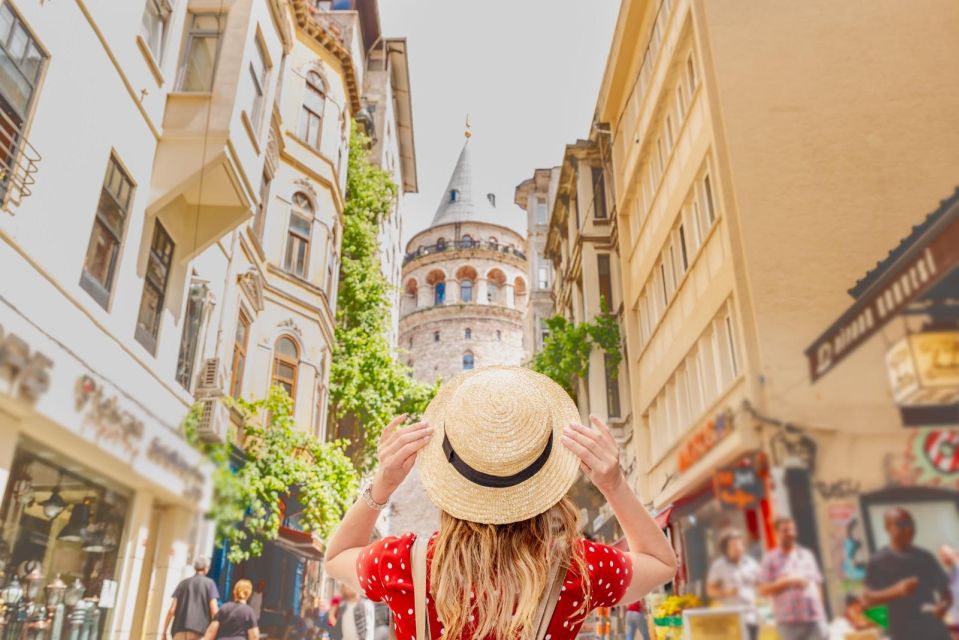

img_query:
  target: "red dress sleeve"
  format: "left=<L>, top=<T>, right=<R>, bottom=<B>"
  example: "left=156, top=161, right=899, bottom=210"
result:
left=356, top=534, right=414, bottom=602
left=583, top=541, right=633, bottom=608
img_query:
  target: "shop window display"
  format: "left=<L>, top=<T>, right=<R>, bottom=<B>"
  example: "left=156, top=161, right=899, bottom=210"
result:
left=0, top=439, right=130, bottom=640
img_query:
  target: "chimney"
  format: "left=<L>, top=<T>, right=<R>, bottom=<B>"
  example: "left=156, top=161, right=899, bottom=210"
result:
left=487, top=193, right=496, bottom=207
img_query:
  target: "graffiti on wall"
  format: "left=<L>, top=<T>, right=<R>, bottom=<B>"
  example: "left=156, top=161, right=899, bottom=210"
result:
left=883, top=428, right=959, bottom=489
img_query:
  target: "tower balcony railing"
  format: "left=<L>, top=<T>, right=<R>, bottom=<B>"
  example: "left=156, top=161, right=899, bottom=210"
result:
left=0, top=107, right=40, bottom=209
left=403, top=239, right=527, bottom=265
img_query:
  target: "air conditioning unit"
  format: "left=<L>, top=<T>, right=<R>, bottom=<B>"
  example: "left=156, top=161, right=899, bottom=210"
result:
left=196, top=396, right=229, bottom=444
left=195, top=358, right=225, bottom=399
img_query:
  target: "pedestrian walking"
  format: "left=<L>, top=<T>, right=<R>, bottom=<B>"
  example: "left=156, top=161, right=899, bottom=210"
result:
left=203, top=578, right=260, bottom=640
left=624, top=600, right=649, bottom=640
left=706, top=529, right=760, bottom=640
left=322, top=366, right=677, bottom=640
left=863, top=507, right=952, bottom=640
left=757, top=517, right=827, bottom=640
left=328, top=584, right=373, bottom=640
left=248, top=580, right=266, bottom=624
left=164, top=557, right=220, bottom=640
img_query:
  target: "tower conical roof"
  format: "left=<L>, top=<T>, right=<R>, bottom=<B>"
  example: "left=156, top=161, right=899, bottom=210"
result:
left=431, top=139, right=478, bottom=226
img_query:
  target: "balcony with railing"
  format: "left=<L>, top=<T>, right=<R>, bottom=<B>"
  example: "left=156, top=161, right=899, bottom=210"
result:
left=0, top=107, right=39, bottom=210
left=403, top=239, right=527, bottom=265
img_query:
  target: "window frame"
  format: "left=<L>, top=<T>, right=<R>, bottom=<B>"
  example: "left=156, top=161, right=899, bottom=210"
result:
left=177, top=13, right=224, bottom=92
left=460, top=279, right=473, bottom=303
left=592, top=167, right=608, bottom=220
left=230, top=309, right=251, bottom=398
left=140, top=0, right=173, bottom=63
left=272, top=336, right=300, bottom=405
left=175, top=281, right=208, bottom=391
left=462, top=351, right=475, bottom=370
left=134, top=220, right=176, bottom=354
left=248, top=35, right=270, bottom=129
left=0, top=2, right=47, bottom=120
left=284, top=192, right=313, bottom=278
left=80, top=155, right=136, bottom=309
left=298, top=70, right=327, bottom=150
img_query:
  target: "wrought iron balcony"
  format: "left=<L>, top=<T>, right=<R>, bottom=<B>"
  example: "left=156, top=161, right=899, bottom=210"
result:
left=403, top=239, right=527, bottom=265
left=0, top=107, right=40, bottom=208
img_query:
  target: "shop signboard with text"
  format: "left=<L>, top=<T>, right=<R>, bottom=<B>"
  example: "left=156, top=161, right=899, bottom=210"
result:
left=885, top=331, right=959, bottom=407
left=677, top=409, right=734, bottom=473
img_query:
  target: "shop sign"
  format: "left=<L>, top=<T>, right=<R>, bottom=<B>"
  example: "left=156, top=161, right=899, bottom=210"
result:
left=0, top=321, right=53, bottom=401
left=713, top=464, right=764, bottom=510
left=74, top=374, right=145, bottom=457
left=885, top=332, right=959, bottom=407
left=806, top=216, right=959, bottom=381
left=677, top=409, right=734, bottom=473
left=147, top=438, right=205, bottom=501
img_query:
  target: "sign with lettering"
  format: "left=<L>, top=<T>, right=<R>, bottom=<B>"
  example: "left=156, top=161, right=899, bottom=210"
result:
left=885, top=332, right=959, bottom=407
left=713, top=465, right=765, bottom=511
left=75, top=374, right=145, bottom=457
left=806, top=214, right=959, bottom=381
left=677, top=409, right=734, bottom=473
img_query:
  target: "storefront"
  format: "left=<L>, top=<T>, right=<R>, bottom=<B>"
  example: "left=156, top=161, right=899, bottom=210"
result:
left=0, top=277, right=215, bottom=638
left=805, top=187, right=959, bottom=603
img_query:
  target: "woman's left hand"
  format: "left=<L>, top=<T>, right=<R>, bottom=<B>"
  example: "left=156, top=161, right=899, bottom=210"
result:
left=561, top=415, right=624, bottom=496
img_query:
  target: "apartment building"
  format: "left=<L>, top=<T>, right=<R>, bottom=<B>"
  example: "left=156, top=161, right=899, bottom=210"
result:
left=595, top=0, right=959, bottom=606
left=0, top=0, right=399, bottom=635
left=514, top=167, right=556, bottom=356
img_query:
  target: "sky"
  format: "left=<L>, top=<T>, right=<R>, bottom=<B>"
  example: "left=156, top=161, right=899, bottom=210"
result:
left=378, top=0, right=621, bottom=244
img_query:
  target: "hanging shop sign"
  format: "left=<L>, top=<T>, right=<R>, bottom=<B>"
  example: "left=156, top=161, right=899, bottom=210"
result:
left=713, top=464, right=765, bottom=511
left=677, top=409, right=734, bottom=473
left=0, top=321, right=53, bottom=402
left=885, top=331, right=959, bottom=407
left=74, top=374, right=145, bottom=457
left=806, top=214, right=959, bottom=382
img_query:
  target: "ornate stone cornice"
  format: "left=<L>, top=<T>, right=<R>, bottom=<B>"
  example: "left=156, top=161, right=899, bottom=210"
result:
left=289, top=0, right=362, bottom=113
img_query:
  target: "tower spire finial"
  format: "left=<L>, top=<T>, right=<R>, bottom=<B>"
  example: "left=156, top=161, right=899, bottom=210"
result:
left=464, top=114, right=472, bottom=139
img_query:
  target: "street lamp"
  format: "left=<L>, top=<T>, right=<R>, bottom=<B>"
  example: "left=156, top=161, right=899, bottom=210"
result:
left=63, top=579, right=84, bottom=608
left=45, top=575, right=66, bottom=608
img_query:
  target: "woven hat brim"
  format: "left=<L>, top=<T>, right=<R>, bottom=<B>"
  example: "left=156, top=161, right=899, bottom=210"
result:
left=417, top=367, right=581, bottom=525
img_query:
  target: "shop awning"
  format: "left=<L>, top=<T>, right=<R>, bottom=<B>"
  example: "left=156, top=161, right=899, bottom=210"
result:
left=273, top=526, right=324, bottom=561
left=806, top=188, right=959, bottom=382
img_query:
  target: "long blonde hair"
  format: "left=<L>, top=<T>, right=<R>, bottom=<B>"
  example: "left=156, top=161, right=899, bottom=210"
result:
left=430, top=497, right=589, bottom=640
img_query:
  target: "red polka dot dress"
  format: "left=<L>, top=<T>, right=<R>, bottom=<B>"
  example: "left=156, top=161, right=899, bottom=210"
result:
left=356, top=532, right=633, bottom=640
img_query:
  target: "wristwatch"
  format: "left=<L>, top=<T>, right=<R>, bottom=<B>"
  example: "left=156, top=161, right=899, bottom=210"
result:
left=362, top=482, right=389, bottom=511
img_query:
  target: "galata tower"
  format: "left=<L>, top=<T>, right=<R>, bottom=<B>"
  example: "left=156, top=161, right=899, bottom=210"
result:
left=389, top=130, right=529, bottom=535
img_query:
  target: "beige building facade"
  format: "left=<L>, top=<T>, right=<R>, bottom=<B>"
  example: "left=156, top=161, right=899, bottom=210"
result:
left=595, top=0, right=959, bottom=610
left=514, top=168, right=556, bottom=355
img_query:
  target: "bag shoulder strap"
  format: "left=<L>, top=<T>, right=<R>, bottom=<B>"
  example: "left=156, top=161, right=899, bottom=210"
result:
left=412, top=535, right=430, bottom=640
left=413, top=537, right=565, bottom=640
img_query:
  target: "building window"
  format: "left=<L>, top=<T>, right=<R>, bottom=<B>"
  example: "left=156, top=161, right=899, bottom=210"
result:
left=298, top=70, right=326, bottom=150
left=178, top=14, right=223, bottom=91
left=272, top=336, right=299, bottom=402
left=597, top=254, right=613, bottom=309
left=0, top=3, right=45, bottom=120
left=487, top=282, right=498, bottom=303
left=464, top=328, right=471, bottom=340
left=248, top=37, right=269, bottom=128
left=175, top=282, right=208, bottom=390
left=676, top=84, right=686, bottom=119
left=460, top=234, right=474, bottom=248
left=433, top=331, right=440, bottom=342
left=434, top=281, right=446, bottom=305
left=496, top=330, right=502, bottom=342
left=664, top=115, right=674, bottom=153
left=592, top=167, right=607, bottom=219
left=140, top=0, right=172, bottom=62
left=535, top=198, right=547, bottom=225
left=537, top=260, right=550, bottom=289
left=460, top=279, right=473, bottom=302
left=80, top=156, right=135, bottom=308
left=230, top=310, right=251, bottom=397
left=678, top=224, right=690, bottom=272
left=436, top=237, right=446, bottom=250
left=463, top=352, right=474, bottom=370
left=450, top=189, right=458, bottom=203
left=326, top=225, right=338, bottom=295
left=702, top=174, right=717, bottom=225
left=686, top=54, right=697, bottom=94
left=284, top=193, right=313, bottom=278
left=605, top=354, right=621, bottom=419
left=134, top=221, right=175, bottom=354
left=253, top=169, right=272, bottom=240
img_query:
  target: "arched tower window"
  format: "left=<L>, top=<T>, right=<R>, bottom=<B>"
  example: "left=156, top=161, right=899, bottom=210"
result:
left=464, top=328, right=472, bottom=340
left=450, top=189, right=459, bottom=203
left=463, top=351, right=475, bottom=370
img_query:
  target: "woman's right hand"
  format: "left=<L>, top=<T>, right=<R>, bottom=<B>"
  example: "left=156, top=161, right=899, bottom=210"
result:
left=371, top=415, right=432, bottom=502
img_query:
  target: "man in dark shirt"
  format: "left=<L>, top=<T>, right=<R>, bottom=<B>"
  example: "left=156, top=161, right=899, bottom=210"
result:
left=864, top=507, right=952, bottom=640
left=164, top=556, right=220, bottom=639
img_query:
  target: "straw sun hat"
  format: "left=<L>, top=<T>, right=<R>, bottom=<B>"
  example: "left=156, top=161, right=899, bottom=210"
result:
left=417, top=366, right=581, bottom=525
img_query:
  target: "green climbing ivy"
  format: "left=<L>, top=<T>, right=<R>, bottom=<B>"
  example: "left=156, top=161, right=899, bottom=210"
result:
left=530, top=301, right=622, bottom=397
left=329, top=122, right=437, bottom=469
left=185, top=386, right=358, bottom=564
